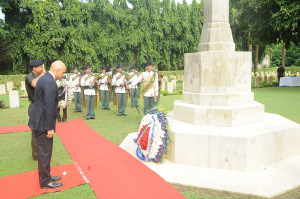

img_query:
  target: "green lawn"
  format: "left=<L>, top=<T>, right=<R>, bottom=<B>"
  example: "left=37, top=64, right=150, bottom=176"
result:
left=1, top=87, right=300, bottom=198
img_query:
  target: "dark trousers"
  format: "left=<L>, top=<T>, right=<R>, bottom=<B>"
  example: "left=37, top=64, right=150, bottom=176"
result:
left=130, top=88, right=139, bottom=107
left=74, top=92, right=82, bottom=112
left=36, top=130, right=53, bottom=187
left=86, top=95, right=95, bottom=119
left=101, top=90, right=109, bottom=109
left=117, top=93, right=126, bottom=115
left=28, top=102, right=38, bottom=159
left=143, top=96, right=158, bottom=115
left=57, top=107, right=67, bottom=121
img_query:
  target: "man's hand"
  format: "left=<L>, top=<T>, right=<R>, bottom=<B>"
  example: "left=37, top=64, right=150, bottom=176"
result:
left=46, top=129, right=55, bottom=139
left=120, top=83, right=125, bottom=86
left=125, top=85, right=130, bottom=89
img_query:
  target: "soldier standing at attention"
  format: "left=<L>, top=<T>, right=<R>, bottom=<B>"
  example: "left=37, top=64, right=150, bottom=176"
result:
left=127, top=65, right=139, bottom=107
left=81, top=65, right=96, bottom=120
left=25, top=60, right=46, bottom=160
left=108, top=65, right=115, bottom=102
left=97, top=67, right=110, bottom=110
left=69, top=67, right=82, bottom=113
left=132, top=61, right=159, bottom=115
left=112, top=65, right=129, bottom=116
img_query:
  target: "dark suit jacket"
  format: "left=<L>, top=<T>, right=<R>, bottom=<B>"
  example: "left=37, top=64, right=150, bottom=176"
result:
left=29, top=72, right=58, bottom=132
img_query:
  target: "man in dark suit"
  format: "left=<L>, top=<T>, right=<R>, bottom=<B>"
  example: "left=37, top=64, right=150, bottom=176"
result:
left=29, top=60, right=66, bottom=189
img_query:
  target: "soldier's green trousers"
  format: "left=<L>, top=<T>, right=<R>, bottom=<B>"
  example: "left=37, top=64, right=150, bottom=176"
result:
left=101, top=90, right=109, bottom=109
left=117, top=93, right=126, bottom=115
left=130, top=88, right=139, bottom=107
left=143, top=96, right=158, bottom=115
left=86, top=95, right=95, bottom=119
left=74, top=92, right=82, bottom=112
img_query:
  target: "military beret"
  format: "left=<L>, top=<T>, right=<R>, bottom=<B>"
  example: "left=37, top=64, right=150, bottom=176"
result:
left=73, top=66, right=78, bottom=70
left=130, top=65, right=136, bottom=70
left=145, top=61, right=153, bottom=66
left=109, top=65, right=113, bottom=68
left=116, top=64, right=122, bottom=69
left=85, top=65, right=91, bottom=69
left=101, top=67, right=106, bottom=71
left=29, top=60, right=44, bottom=67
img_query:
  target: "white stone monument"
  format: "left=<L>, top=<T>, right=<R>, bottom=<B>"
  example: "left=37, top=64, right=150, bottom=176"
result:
left=169, top=0, right=300, bottom=171
left=21, top=81, right=26, bottom=91
left=9, top=90, right=19, bottom=108
left=6, top=82, right=13, bottom=91
left=0, top=84, right=6, bottom=95
left=120, top=0, right=300, bottom=197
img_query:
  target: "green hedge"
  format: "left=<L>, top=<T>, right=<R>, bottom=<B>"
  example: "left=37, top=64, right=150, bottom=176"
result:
left=0, top=75, right=26, bottom=85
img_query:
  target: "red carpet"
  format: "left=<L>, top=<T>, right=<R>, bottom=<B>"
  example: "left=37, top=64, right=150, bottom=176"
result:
left=56, top=119, right=185, bottom=199
left=0, top=163, right=88, bottom=199
left=0, top=125, right=30, bottom=134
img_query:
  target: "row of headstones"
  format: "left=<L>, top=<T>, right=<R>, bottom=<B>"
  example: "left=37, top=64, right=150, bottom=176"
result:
left=160, top=75, right=185, bottom=93
left=169, top=75, right=184, bottom=81
left=253, top=76, right=276, bottom=87
left=0, top=81, right=26, bottom=95
left=252, top=71, right=300, bottom=78
left=0, top=81, right=26, bottom=109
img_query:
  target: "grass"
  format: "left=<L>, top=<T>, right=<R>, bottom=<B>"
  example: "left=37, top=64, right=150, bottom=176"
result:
left=1, top=87, right=300, bottom=198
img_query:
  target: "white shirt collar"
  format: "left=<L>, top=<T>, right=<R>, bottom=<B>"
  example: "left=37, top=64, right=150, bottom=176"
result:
left=48, top=71, right=56, bottom=80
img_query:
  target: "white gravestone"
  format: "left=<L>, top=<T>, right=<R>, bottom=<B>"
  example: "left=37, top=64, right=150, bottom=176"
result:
left=161, top=80, right=166, bottom=91
left=167, top=82, right=173, bottom=93
left=172, top=80, right=176, bottom=91
left=6, top=82, right=13, bottom=91
left=21, top=81, right=26, bottom=91
left=9, top=90, right=19, bottom=108
left=0, top=84, right=6, bottom=95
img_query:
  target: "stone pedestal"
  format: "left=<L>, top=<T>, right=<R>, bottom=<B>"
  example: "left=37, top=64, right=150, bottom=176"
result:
left=9, top=90, right=19, bottom=108
left=173, top=51, right=264, bottom=127
left=0, top=84, right=6, bottom=95
left=168, top=112, right=300, bottom=171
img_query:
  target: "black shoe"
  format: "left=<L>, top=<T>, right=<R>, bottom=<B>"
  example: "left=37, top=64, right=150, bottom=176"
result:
left=32, top=157, right=38, bottom=161
left=40, top=181, right=64, bottom=189
left=51, top=176, right=61, bottom=181
left=102, top=108, right=105, bottom=110
left=87, top=118, right=90, bottom=120
left=118, top=114, right=121, bottom=117
left=62, top=118, right=67, bottom=122
left=57, top=119, right=61, bottom=123
left=91, top=117, right=96, bottom=119
left=106, top=108, right=110, bottom=110
left=74, top=111, right=78, bottom=113
left=78, top=110, right=82, bottom=112
left=122, top=113, right=127, bottom=116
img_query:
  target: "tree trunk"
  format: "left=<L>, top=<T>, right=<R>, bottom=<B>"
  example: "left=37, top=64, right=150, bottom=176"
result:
left=282, top=42, right=286, bottom=67
left=248, top=31, right=252, bottom=52
left=254, top=44, right=259, bottom=73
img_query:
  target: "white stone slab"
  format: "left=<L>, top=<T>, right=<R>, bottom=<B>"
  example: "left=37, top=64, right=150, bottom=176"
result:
left=0, top=84, right=5, bottom=95
left=9, top=90, right=19, bottom=108
left=6, top=82, right=13, bottom=91
left=120, top=132, right=300, bottom=198
left=167, top=82, right=173, bottom=93
left=21, top=81, right=26, bottom=91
